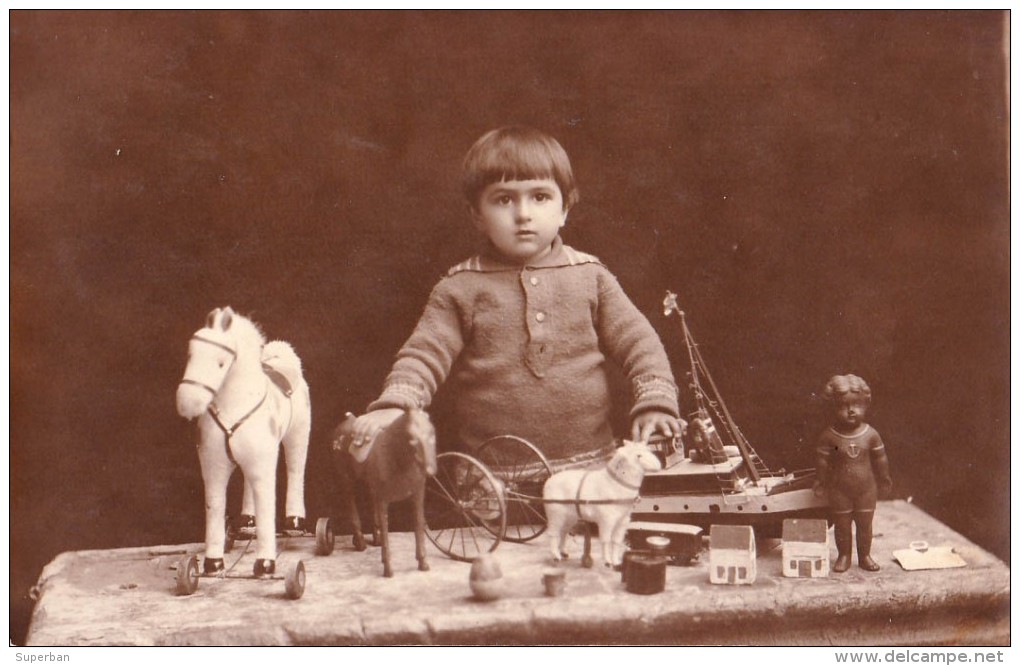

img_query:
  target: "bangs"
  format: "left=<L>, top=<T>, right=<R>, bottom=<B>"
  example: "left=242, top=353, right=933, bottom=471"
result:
left=475, top=141, right=559, bottom=184
left=463, top=127, right=578, bottom=208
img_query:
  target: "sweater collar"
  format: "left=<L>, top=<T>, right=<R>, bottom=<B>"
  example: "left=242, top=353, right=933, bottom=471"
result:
left=448, top=236, right=601, bottom=275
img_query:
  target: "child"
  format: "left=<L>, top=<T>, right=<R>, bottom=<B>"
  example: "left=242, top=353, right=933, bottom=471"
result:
left=813, top=374, right=892, bottom=572
left=349, top=126, right=684, bottom=468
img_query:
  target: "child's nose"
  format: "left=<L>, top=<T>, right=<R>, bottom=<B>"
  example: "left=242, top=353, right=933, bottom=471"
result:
left=515, top=201, right=532, bottom=221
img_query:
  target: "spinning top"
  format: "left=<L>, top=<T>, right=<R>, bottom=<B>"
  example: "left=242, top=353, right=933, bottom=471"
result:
left=469, top=554, right=505, bottom=601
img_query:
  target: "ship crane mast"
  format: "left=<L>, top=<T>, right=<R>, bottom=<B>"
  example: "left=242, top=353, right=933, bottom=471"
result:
left=663, top=291, right=763, bottom=485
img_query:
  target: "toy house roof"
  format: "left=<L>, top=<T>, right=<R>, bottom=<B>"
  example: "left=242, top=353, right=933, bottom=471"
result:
left=782, top=519, right=828, bottom=543
left=709, top=524, right=754, bottom=550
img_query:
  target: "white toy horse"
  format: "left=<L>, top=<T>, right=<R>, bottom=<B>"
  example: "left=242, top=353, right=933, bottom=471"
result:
left=176, top=307, right=311, bottom=577
left=543, top=440, right=662, bottom=568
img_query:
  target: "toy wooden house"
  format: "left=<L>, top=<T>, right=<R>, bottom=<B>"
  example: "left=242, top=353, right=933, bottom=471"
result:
left=708, top=524, right=756, bottom=585
left=781, top=518, right=830, bottom=578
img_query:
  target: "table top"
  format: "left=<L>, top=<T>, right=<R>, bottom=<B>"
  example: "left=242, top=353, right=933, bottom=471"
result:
left=26, top=500, right=1009, bottom=646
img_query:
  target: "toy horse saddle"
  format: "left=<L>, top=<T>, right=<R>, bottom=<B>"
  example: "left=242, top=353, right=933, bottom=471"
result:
left=347, top=436, right=375, bottom=463
left=332, top=413, right=376, bottom=464
left=261, top=363, right=293, bottom=397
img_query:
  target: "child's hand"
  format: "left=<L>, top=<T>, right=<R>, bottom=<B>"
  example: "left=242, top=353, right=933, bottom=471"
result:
left=350, top=408, right=404, bottom=447
left=630, top=411, right=686, bottom=443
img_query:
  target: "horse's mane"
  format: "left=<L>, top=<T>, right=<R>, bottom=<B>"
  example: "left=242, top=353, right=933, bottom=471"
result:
left=222, top=311, right=303, bottom=377
left=229, top=313, right=267, bottom=357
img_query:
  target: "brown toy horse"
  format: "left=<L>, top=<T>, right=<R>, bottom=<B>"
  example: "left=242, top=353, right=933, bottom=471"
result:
left=332, top=409, right=437, bottom=577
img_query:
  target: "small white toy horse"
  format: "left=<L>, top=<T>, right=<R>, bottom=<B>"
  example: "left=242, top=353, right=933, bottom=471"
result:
left=176, top=307, right=311, bottom=577
left=543, top=440, right=662, bottom=568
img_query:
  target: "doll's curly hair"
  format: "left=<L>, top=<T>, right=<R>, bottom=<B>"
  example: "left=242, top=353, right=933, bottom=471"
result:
left=823, top=374, right=872, bottom=404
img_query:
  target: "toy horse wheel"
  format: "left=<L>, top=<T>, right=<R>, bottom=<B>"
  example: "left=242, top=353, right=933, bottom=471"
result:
left=285, top=560, right=306, bottom=600
left=476, top=435, right=553, bottom=543
left=174, top=555, right=199, bottom=596
left=424, top=452, right=507, bottom=562
left=314, top=517, right=335, bottom=556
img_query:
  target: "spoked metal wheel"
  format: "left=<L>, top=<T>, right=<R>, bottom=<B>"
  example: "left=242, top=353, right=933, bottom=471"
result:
left=425, top=452, right=507, bottom=562
left=475, top=435, right=553, bottom=543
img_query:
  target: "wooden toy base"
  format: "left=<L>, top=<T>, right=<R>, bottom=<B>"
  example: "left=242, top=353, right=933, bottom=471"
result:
left=25, top=501, right=1008, bottom=646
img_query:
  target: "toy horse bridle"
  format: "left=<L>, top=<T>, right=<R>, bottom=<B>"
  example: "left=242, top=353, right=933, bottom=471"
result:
left=180, top=333, right=283, bottom=464
left=178, top=333, right=237, bottom=398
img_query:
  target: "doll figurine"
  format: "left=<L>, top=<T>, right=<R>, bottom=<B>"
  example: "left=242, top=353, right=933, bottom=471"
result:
left=813, top=375, right=892, bottom=572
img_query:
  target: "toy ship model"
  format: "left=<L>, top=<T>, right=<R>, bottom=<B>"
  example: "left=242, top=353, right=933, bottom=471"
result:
left=631, top=292, right=828, bottom=539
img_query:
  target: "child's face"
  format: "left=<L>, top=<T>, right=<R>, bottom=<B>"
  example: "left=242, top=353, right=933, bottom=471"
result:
left=472, top=179, right=568, bottom=264
left=834, top=395, right=868, bottom=429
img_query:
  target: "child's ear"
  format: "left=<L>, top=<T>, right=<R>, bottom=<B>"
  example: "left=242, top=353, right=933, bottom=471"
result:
left=560, top=206, right=570, bottom=228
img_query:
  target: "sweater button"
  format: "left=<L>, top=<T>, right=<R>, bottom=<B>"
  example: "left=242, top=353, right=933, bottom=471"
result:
left=530, top=276, right=539, bottom=286
left=535, top=312, right=546, bottom=322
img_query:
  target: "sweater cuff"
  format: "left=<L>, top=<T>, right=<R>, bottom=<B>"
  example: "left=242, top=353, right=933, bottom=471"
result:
left=629, top=374, right=680, bottom=418
left=367, top=378, right=429, bottom=412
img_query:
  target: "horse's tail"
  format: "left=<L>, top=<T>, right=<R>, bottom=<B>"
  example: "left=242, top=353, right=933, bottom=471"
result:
left=262, top=340, right=304, bottom=386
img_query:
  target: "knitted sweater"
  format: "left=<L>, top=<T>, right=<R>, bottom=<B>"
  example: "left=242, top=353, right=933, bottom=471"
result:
left=368, top=236, right=679, bottom=462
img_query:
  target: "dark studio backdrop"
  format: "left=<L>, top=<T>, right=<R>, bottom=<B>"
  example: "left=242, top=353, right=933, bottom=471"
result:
left=10, top=11, right=1009, bottom=643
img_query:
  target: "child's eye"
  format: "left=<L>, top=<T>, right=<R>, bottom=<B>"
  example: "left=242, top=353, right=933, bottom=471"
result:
left=494, top=195, right=512, bottom=205
left=534, top=193, right=550, bottom=202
